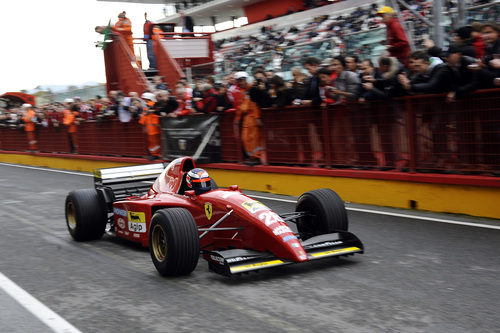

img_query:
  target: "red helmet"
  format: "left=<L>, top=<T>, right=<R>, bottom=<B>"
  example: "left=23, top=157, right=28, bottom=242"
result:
left=186, top=168, right=211, bottom=194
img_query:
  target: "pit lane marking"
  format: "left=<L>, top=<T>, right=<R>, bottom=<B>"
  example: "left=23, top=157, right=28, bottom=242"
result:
left=0, top=272, right=82, bottom=333
left=249, top=194, right=500, bottom=230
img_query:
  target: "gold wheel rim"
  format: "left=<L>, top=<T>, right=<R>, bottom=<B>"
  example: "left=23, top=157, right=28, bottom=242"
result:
left=67, top=201, right=77, bottom=230
left=152, top=224, right=167, bottom=262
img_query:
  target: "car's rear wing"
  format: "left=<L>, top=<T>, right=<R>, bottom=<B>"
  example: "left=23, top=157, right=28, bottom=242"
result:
left=94, top=163, right=166, bottom=203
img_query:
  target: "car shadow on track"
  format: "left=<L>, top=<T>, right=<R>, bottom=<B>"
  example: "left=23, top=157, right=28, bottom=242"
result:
left=102, top=232, right=149, bottom=253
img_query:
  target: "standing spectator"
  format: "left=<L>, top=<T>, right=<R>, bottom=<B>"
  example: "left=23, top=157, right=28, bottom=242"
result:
left=453, top=26, right=477, bottom=58
left=330, top=55, right=361, bottom=166
left=22, top=104, right=38, bottom=152
left=174, top=87, right=192, bottom=116
left=377, top=6, right=411, bottom=66
left=288, top=66, right=307, bottom=103
left=115, top=91, right=134, bottom=123
left=152, top=76, right=168, bottom=90
left=398, top=51, right=448, bottom=94
left=154, top=90, right=178, bottom=116
left=232, top=71, right=264, bottom=165
left=330, top=55, right=361, bottom=102
left=316, top=67, right=336, bottom=105
left=302, top=57, right=322, bottom=106
left=214, top=83, right=233, bottom=112
left=479, top=22, right=500, bottom=88
left=345, top=55, right=361, bottom=74
left=62, top=98, right=79, bottom=153
left=268, top=75, right=293, bottom=108
left=471, top=22, right=486, bottom=60
left=180, top=11, right=194, bottom=36
left=358, top=59, right=389, bottom=169
left=114, top=11, right=134, bottom=54
left=198, top=84, right=218, bottom=113
left=143, top=12, right=156, bottom=69
left=139, top=93, right=161, bottom=160
left=249, top=69, right=271, bottom=109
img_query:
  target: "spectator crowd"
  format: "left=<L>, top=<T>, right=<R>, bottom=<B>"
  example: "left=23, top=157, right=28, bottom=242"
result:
left=1, top=5, right=499, bottom=172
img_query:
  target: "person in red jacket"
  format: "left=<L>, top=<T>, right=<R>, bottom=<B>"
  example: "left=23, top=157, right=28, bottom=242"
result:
left=377, top=6, right=411, bottom=66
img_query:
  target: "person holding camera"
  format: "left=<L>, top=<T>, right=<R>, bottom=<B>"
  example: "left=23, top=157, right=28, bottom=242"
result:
left=249, top=69, right=272, bottom=109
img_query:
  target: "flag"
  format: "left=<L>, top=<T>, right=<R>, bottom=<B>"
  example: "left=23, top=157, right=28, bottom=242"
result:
left=102, top=19, right=112, bottom=50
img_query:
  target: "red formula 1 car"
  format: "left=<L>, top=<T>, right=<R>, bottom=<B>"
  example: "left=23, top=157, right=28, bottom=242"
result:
left=65, top=157, right=363, bottom=277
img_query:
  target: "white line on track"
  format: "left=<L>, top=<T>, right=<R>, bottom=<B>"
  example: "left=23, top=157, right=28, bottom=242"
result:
left=250, top=194, right=500, bottom=230
left=0, top=272, right=82, bottom=333
left=0, top=162, right=91, bottom=177
left=2, top=162, right=498, bottom=230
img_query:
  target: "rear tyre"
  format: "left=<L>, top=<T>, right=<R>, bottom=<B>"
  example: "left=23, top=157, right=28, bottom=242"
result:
left=65, top=189, right=107, bottom=241
left=295, top=188, right=348, bottom=240
left=149, top=208, right=200, bottom=276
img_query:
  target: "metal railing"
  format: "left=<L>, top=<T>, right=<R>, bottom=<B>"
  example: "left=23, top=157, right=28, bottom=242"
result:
left=2, top=89, right=499, bottom=175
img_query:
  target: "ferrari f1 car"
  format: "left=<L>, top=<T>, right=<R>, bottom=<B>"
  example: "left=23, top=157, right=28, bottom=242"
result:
left=65, top=157, right=363, bottom=277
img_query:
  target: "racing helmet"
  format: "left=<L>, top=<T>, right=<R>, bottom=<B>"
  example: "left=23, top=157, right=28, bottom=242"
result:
left=186, top=168, right=212, bottom=194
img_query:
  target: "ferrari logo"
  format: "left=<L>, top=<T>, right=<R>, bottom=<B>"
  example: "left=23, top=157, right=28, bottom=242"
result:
left=205, top=202, right=212, bottom=220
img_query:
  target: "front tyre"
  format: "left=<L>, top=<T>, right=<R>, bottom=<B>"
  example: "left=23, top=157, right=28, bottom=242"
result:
left=295, top=188, right=348, bottom=240
left=65, top=189, right=107, bottom=241
left=149, top=208, right=200, bottom=277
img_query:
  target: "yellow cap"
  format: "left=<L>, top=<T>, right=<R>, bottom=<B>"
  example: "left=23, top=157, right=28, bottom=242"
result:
left=377, top=6, right=395, bottom=14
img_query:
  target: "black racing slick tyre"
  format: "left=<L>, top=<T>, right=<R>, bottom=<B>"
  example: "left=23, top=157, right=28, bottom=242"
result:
left=295, top=188, right=348, bottom=240
left=65, top=189, right=107, bottom=241
left=149, top=208, right=200, bottom=277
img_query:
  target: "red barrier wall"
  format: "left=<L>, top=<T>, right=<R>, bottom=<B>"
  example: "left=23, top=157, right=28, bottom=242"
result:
left=244, top=0, right=305, bottom=24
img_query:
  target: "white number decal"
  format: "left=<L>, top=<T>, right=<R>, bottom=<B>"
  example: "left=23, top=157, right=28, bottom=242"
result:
left=258, top=211, right=282, bottom=226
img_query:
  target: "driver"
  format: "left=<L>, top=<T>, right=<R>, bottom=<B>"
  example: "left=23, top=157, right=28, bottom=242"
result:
left=186, top=168, right=212, bottom=195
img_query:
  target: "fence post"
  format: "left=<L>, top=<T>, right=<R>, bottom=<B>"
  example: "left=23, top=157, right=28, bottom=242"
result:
left=322, top=105, right=332, bottom=167
left=406, top=98, right=416, bottom=172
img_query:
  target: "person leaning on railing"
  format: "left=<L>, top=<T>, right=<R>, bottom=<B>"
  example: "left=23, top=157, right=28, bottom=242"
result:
left=477, top=21, right=500, bottom=88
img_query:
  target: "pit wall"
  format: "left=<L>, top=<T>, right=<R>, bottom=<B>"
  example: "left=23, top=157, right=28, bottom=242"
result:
left=1, top=152, right=498, bottom=220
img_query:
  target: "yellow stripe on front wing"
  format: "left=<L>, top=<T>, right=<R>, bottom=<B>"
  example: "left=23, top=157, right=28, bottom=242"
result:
left=230, top=259, right=284, bottom=273
left=310, top=247, right=361, bottom=258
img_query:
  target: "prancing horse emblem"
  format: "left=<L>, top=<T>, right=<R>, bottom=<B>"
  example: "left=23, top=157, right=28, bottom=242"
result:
left=204, top=202, right=212, bottom=220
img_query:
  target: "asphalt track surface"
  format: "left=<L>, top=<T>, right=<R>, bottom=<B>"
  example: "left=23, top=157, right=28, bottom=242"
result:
left=0, top=162, right=499, bottom=333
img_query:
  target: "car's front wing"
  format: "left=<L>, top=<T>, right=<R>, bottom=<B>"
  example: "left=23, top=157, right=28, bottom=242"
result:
left=204, top=231, right=364, bottom=276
